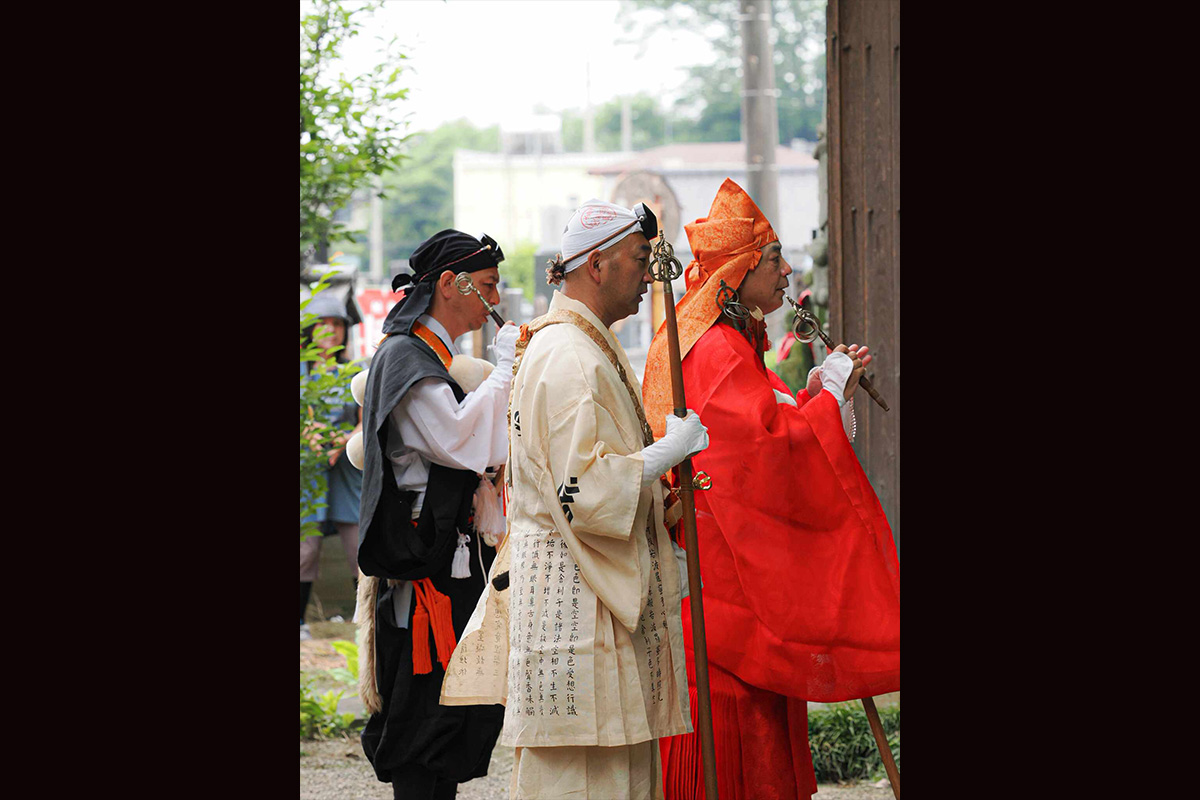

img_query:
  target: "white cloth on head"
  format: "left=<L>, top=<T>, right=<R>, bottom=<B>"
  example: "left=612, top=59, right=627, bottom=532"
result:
left=560, top=198, right=645, bottom=273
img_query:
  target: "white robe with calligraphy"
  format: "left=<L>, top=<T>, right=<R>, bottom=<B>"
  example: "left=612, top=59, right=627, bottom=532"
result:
left=500, top=291, right=691, bottom=748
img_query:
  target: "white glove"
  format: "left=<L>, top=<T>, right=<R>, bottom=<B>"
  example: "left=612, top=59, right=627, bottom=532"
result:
left=640, top=411, right=709, bottom=487
left=819, top=351, right=854, bottom=408
left=490, top=323, right=519, bottom=369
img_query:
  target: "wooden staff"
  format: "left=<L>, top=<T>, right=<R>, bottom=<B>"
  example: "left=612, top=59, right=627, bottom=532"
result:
left=862, top=696, right=900, bottom=799
left=650, top=235, right=720, bottom=800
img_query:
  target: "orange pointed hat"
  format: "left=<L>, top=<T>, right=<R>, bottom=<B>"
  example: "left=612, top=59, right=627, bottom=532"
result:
left=643, top=178, right=778, bottom=438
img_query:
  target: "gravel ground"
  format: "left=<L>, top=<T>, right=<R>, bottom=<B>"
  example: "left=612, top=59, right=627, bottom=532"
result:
left=301, top=631, right=896, bottom=799
left=300, top=736, right=513, bottom=800
left=300, top=735, right=893, bottom=800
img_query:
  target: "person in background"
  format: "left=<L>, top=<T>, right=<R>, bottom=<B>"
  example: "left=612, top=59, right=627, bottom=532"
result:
left=300, top=292, right=364, bottom=641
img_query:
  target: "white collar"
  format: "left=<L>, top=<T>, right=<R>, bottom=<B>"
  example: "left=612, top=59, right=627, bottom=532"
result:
left=548, top=290, right=640, bottom=387
left=417, top=314, right=461, bottom=356
left=549, top=291, right=621, bottom=352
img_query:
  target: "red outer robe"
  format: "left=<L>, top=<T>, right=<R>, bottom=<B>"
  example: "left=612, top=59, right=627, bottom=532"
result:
left=660, top=323, right=900, bottom=800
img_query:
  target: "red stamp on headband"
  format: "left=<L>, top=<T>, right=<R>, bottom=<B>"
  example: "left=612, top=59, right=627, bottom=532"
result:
left=580, top=205, right=618, bottom=228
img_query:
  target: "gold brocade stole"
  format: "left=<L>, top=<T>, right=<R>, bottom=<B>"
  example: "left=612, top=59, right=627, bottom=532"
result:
left=507, top=310, right=655, bottom=492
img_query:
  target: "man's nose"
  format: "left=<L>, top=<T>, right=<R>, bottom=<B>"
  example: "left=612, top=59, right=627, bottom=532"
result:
left=782, top=259, right=793, bottom=277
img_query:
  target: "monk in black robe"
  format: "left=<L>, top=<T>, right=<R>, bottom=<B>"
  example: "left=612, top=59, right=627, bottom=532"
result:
left=355, top=230, right=518, bottom=800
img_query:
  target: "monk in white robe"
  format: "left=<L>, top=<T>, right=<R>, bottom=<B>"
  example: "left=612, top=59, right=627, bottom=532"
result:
left=444, top=200, right=710, bottom=799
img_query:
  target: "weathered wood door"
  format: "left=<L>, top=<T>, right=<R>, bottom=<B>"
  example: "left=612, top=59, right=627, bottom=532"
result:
left=826, top=0, right=901, bottom=553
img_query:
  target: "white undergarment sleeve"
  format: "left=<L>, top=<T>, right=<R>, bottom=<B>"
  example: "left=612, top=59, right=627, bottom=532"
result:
left=671, top=540, right=691, bottom=599
left=391, top=367, right=511, bottom=474
left=391, top=580, right=414, bottom=630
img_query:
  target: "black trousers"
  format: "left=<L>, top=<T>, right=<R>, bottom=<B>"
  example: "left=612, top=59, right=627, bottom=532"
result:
left=391, top=763, right=457, bottom=800
left=362, top=582, right=503, bottom=793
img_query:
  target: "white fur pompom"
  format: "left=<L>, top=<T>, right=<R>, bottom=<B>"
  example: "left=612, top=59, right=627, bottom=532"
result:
left=473, top=476, right=506, bottom=547
left=350, top=369, right=369, bottom=406
left=447, top=355, right=495, bottom=394
left=346, top=430, right=365, bottom=470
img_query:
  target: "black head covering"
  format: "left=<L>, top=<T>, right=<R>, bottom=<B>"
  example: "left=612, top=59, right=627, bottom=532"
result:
left=382, top=230, right=505, bottom=335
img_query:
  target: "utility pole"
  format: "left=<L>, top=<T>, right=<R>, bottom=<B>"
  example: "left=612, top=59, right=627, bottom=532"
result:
left=739, top=0, right=780, bottom=225
left=369, top=175, right=385, bottom=283
left=584, top=61, right=596, bottom=153
left=621, top=95, right=633, bottom=152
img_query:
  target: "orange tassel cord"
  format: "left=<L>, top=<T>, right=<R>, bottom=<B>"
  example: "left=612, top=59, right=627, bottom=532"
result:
left=410, top=578, right=457, bottom=675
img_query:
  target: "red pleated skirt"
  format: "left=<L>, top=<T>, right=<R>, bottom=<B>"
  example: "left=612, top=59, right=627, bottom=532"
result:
left=660, top=614, right=816, bottom=800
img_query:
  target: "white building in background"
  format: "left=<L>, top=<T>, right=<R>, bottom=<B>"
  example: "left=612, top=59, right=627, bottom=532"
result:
left=453, top=110, right=642, bottom=249
left=452, top=137, right=819, bottom=379
left=587, top=142, right=820, bottom=266
left=453, top=149, right=635, bottom=250
left=455, top=139, right=818, bottom=264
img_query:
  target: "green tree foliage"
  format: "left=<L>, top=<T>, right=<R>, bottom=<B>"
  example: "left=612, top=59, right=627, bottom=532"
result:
left=774, top=307, right=817, bottom=393
left=300, top=0, right=410, bottom=269
left=562, top=94, right=669, bottom=152
left=619, top=0, right=826, bottom=145
left=499, top=241, right=540, bottom=302
left=379, top=119, right=501, bottom=265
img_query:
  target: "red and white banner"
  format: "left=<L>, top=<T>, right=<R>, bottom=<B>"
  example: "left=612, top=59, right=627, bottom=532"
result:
left=353, top=286, right=406, bottom=361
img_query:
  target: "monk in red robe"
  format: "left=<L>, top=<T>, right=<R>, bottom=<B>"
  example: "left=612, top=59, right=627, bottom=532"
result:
left=642, top=179, right=900, bottom=800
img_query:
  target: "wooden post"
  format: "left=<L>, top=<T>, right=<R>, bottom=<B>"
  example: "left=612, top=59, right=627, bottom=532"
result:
left=862, top=696, right=900, bottom=800
left=654, top=238, right=719, bottom=800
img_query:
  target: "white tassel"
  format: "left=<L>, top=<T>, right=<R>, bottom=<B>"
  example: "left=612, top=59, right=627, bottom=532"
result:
left=473, top=476, right=506, bottom=547
left=451, top=532, right=472, bottom=578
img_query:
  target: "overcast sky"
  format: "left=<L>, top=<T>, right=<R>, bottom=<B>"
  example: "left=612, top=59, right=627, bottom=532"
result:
left=304, top=0, right=717, bottom=133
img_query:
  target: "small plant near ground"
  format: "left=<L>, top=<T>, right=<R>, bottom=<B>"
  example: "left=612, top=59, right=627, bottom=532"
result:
left=808, top=702, right=900, bottom=784
left=300, top=673, right=359, bottom=740
left=326, top=639, right=359, bottom=686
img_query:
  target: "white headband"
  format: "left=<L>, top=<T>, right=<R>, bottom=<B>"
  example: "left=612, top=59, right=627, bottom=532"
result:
left=560, top=199, right=644, bottom=273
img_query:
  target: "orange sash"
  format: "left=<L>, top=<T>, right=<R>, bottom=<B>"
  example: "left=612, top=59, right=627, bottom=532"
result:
left=410, top=577, right=457, bottom=674
left=411, top=321, right=453, bottom=368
